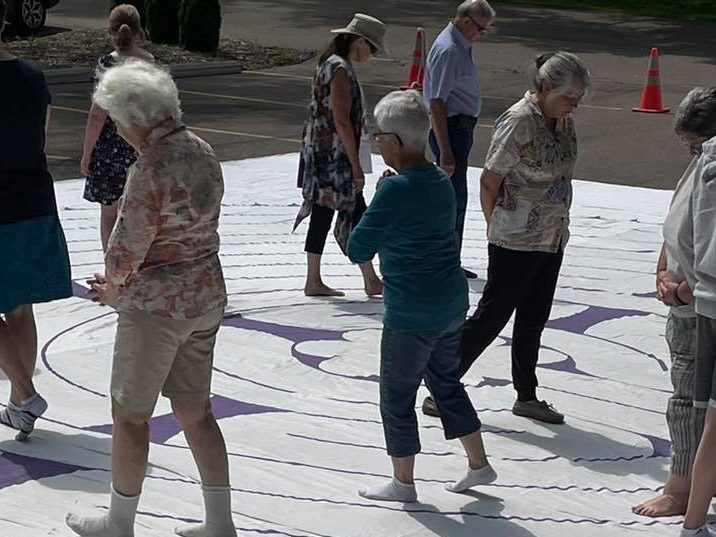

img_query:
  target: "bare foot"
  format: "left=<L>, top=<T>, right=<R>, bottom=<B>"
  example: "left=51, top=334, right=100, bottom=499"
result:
left=365, top=279, right=384, bottom=297
left=304, top=284, right=345, bottom=297
left=631, top=492, right=688, bottom=518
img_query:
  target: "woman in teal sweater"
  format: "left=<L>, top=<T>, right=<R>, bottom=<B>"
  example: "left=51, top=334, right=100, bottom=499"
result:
left=347, top=90, right=496, bottom=503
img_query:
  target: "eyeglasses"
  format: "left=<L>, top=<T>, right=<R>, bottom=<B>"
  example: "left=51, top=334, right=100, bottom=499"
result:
left=465, top=13, right=491, bottom=33
left=373, top=131, right=403, bottom=146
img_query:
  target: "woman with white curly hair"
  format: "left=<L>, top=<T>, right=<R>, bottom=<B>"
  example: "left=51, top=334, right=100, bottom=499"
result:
left=66, top=60, right=236, bottom=537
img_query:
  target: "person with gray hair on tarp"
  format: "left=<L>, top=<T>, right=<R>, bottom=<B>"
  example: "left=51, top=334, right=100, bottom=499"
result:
left=424, top=0, right=496, bottom=279
left=66, top=60, right=236, bottom=537
left=673, top=88, right=716, bottom=537
left=422, top=51, right=591, bottom=425
left=632, top=87, right=716, bottom=519
left=347, top=90, right=496, bottom=504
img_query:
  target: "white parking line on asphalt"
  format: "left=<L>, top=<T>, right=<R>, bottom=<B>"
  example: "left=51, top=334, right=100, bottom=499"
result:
left=240, top=70, right=624, bottom=111
left=179, top=89, right=306, bottom=109
left=175, top=87, right=492, bottom=129
left=50, top=105, right=302, bottom=144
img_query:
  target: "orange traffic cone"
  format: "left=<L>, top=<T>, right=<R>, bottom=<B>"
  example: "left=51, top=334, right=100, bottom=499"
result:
left=633, top=47, right=669, bottom=113
left=401, top=27, right=427, bottom=91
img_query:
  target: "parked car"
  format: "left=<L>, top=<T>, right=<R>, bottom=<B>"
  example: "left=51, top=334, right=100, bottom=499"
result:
left=5, top=0, right=59, bottom=36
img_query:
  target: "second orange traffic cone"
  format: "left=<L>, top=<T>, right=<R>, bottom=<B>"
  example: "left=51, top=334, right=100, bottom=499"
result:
left=633, top=47, right=669, bottom=113
left=401, top=27, right=427, bottom=91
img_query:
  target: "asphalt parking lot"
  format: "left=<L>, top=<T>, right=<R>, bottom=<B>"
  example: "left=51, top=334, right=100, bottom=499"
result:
left=44, top=1, right=716, bottom=189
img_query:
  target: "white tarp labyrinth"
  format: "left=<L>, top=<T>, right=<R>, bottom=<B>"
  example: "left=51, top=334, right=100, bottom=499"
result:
left=0, top=153, right=685, bottom=536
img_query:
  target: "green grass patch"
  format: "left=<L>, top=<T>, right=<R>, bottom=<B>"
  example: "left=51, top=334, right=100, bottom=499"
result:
left=493, top=0, right=716, bottom=21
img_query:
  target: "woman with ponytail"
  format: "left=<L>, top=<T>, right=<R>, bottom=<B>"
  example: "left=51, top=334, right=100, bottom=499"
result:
left=423, top=51, right=591, bottom=425
left=80, top=4, right=154, bottom=251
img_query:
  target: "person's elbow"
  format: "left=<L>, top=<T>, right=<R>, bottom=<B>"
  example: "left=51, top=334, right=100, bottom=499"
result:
left=347, top=239, right=372, bottom=265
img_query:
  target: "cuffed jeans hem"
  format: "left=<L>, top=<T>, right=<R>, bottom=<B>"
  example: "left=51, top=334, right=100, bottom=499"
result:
left=444, top=421, right=481, bottom=441
left=386, top=445, right=421, bottom=458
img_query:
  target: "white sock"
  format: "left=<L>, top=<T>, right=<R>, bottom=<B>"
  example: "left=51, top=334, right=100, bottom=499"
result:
left=446, top=463, right=497, bottom=493
left=175, top=486, right=237, bottom=537
left=680, top=526, right=715, bottom=537
left=66, top=486, right=139, bottom=537
left=358, top=477, right=417, bottom=503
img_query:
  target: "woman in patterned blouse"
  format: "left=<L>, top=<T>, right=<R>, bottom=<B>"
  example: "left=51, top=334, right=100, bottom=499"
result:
left=423, top=52, right=592, bottom=425
left=67, top=61, right=236, bottom=537
left=293, top=14, right=386, bottom=297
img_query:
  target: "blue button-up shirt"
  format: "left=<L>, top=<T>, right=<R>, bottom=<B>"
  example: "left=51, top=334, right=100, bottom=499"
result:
left=423, top=23, right=482, bottom=118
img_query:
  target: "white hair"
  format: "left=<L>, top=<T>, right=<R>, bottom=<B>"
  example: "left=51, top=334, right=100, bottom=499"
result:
left=93, top=60, right=182, bottom=128
left=373, top=90, right=429, bottom=154
left=457, top=0, right=496, bottom=19
left=675, top=87, right=716, bottom=139
left=532, top=51, right=591, bottom=96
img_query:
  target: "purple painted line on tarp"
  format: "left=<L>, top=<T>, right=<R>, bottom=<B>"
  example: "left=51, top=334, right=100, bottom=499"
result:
left=474, top=376, right=513, bottom=389
left=222, top=314, right=345, bottom=344
left=212, top=366, right=296, bottom=394
left=633, top=291, right=658, bottom=298
left=547, top=305, right=650, bottom=334
left=40, top=310, right=114, bottom=398
left=223, top=312, right=382, bottom=383
left=227, top=486, right=679, bottom=527
left=0, top=451, right=91, bottom=490
left=500, top=336, right=597, bottom=378
left=287, top=433, right=455, bottom=456
left=86, top=395, right=288, bottom=444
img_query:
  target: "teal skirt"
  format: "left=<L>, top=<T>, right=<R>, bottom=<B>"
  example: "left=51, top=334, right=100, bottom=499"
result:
left=0, top=214, right=73, bottom=314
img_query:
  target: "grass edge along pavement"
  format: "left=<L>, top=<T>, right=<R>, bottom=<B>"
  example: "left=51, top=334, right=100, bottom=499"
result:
left=494, top=0, right=716, bottom=21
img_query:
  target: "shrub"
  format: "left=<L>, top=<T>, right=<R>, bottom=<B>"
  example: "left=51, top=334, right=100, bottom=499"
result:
left=179, top=0, right=221, bottom=53
left=145, top=0, right=181, bottom=44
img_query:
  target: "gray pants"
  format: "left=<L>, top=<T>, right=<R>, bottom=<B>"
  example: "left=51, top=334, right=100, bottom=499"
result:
left=666, top=314, right=705, bottom=475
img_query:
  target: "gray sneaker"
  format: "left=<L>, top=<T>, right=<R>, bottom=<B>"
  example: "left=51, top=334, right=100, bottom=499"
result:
left=0, top=394, right=48, bottom=439
left=512, top=399, right=564, bottom=424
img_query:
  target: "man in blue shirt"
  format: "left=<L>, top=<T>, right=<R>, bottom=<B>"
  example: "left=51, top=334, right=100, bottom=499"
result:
left=423, top=0, right=495, bottom=279
left=348, top=90, right=496, bottom=503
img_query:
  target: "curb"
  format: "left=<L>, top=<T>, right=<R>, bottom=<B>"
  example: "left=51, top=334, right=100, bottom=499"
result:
left=45, top=61, right=242, bottom=85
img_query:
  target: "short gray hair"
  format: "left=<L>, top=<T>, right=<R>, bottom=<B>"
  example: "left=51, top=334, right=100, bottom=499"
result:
left=675, top=87, right=716, bottom=139
left=457, top=0, right=496, bottom=19
left=93, top=60, right=182, bottom=129
left=373, top=90, right=429, bottom=154
left=532, top=51, right=591, bottom=95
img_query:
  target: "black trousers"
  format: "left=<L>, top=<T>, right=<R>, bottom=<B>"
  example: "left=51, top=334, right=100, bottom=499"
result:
left=428, top=114, right=477, bottom=255
left=460, top=244, right=564, bottom=401
left=304, top=192, right=367, bottom=255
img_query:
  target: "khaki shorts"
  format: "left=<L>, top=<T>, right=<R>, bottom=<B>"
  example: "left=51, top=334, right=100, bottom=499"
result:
left=111, top=307, right=224, bottom=413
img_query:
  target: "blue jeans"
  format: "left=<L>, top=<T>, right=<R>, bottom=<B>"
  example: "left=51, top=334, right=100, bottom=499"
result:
left=429, top=115, right=476, bottom=256
left=380, top=317, right=481, bottom=457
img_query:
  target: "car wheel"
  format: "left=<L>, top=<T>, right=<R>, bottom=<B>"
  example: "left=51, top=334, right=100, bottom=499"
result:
left=13, top=0, right=46, bottom=36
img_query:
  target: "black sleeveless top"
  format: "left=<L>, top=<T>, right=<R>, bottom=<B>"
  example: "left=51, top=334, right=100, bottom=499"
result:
left=0, top=58, right=57, bottom=226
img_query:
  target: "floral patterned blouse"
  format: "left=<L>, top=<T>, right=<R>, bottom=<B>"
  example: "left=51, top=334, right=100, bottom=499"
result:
left=485, top=91, right=578, bottom=253
left=105, top=119, right=227, bottom=319
left=293, top=54, right=364, bottom=253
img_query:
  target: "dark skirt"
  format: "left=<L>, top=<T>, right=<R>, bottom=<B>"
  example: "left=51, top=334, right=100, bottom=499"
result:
left=0, top=214, right=73, bottom=314
left=83, top=118, right=136, bottom=206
